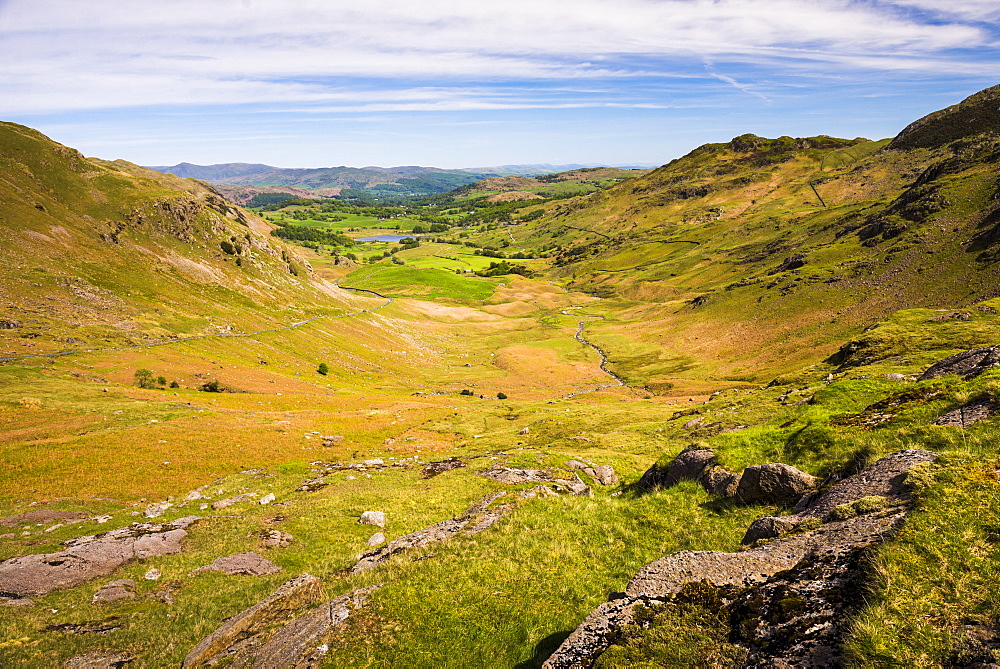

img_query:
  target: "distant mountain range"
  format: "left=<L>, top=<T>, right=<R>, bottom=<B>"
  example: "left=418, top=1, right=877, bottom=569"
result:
left=145, top=162, right=657, bottom=202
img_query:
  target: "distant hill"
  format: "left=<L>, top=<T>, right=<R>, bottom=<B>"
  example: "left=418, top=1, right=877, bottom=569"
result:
left=147, top=162, right=647, bottom=203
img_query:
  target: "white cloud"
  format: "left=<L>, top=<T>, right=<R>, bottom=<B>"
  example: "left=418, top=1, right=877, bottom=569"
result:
left=0, top=0, right=995, bottom=114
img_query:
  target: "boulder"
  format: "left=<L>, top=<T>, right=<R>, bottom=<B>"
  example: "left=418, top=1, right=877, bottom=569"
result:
left=920, top=346, right=1000, bottom=380
left=0, top=517, right=198, bottom=598
left=144, top=568, right=161, bottom=580
left=638, top=446, right=717, bottom=490
left=518, top=427, right=530, bottom=435
left=92, top=586, right=135, bottom=605
left=143, top=502, right=172, bottom=519
left=741, top=516, right=799, bottom=545
left=736, top=462, right=818, bottom=506
left=359, top=511, right=386, bottom=527
left=190, top=552, right=281, bottom=577
left=593, top=465, right=618, bottom=486
left=564, top=460, right=587, bottom=471
left=702, top=466, right=741, bottom=497
left=212, top=493, right=256, bottom=510
left=182, top=574, right=324, bottom=667
left=365, top=533, right=386, bottom=547
left=362, top=458, right=384, bottom=467
left=259, top=493, right=276, bottom=505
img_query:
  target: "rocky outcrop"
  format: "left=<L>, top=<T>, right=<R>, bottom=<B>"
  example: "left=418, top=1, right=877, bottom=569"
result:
left=0, top=517, right=199, bottom=598
left=543, top=450, right=933, bottom=669
left=64, top=652, right=135, bottom=668
left=359, top=511, right=386, bottom=527
left=421, top=457, right=465, bottom=479
left=183, top=574, right=379, bottom=668
left=182, top=574, right=324, bottom=667
left=743, top=449, right=937, bottom=544
left=637, top=447, right=816, bottom=507
left=91, top=579, right=136, bottom=605
left=189, top=552, right=281, bottom=577
left=480, top=466, right=592, bottom=495
left=250, top=585, right=381, bottom=669
left=920, top=346, right=1000, bottom=380
left=933, top=397, right=997, bottom=428
left=351, top=492, right=511, bottom=574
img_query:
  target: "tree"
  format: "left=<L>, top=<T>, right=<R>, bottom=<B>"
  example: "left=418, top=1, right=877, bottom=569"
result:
left=317, top=362, right=329, bottom=375
left=497, top=392, right=508, bottom=399
left=134, top=368, right=157, bottom=389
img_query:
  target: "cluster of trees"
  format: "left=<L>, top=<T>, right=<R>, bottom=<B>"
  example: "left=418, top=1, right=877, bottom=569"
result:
left=270, top=225, right=354, bottom=247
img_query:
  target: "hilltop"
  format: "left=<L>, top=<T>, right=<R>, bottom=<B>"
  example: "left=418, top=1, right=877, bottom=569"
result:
left=1, top=87, right=999, bottom=668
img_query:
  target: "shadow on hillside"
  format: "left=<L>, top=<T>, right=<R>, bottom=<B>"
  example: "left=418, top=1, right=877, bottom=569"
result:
left=513, top=631, right=572, bottom=669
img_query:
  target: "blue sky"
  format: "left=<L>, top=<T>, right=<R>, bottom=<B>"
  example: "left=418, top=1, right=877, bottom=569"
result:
left=2, top=0, right=999, bottom=168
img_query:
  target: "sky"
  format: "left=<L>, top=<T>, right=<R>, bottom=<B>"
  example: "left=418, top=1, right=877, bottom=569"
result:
left=1, top=0, right=999, bottom=169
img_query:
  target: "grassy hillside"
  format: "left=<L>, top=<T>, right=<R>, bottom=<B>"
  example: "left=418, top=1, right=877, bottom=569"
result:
left=1, top=87, right=1000, bottom=667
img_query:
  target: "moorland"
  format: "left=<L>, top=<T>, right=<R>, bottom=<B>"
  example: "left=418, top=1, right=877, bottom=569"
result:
left=1, top=85, right=999, bottom=667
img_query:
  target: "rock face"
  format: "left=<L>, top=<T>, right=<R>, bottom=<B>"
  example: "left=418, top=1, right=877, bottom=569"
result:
left=920, top=346, right=1000, bottom=380
left=542, top=450, right=934, bottom=669
left=933, top=397, right=997, bottom=428
left=0, top=517, right=198, bottom=598
left=735, top=462, right=818, bottom=506
left=182, top=574, right=324, bottom=667
left=189, top=552, right=282, bottom=577
left=351, top=492, right=511, bottom=574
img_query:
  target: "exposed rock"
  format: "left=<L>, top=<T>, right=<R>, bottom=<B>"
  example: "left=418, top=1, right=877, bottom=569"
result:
left=519, top=427, right=530, bottom=435
left=190, top=552, right=281, bottom=577
left=544, top=511, right=905, bottom=669
left=182, top=574, right=324, bottom=667
left=351, top=493, right=510, bottom=574
left=920, top=346, right=1000, bottom=380
left=45, top=616, right=127, bottom=635
left=885, top=372, right=908, bottom=382
left=637, top=446, right=716, bottom=491
left=480, top=466, right=554, bottom=485
left=682, top=416, right=704, bottom=429
left=92, top=586, right=135, bottom=604
left=321, top=435, right=344, bottom=446
left=144, top=568, right=161, bottom=580
left=212, top=493, right=257, bottom=510
left=3, top=598, right=34, bottom=606
left=143, top=502, right=172, bottom=519
left=64, top=652, right=134, bottom=668
left=0, top=517, right=198, bottom=598
left=702, top=465, right=741, bottom=497
left=261, top=530, right=293, bottom=549
left=740, top=516, right=799, bottom=545
left=183, top=486, right=209, bottom=502
left=592, top=465, right=618, bottom=486
left=0, top=510, right=86, bottom=526
left=564, top=460, right=587, bottom=471
left=735, top=462, right=818, bottom=506
left=934, top=397, right=997, bottom=428
left=250, top=585, right=382, bottom=669
left=546, top=450, right=934, bottom=668
left=259, top=493, right=275, bottom=505
left=420, top=457, right=466, bottom=479
left=365, top=533, right=385, bottom=547
left=362, top=458, right=384, bottom=467
left=0, top=319, right=22, bottom=330
left=359, top=511, right=386, bottom=527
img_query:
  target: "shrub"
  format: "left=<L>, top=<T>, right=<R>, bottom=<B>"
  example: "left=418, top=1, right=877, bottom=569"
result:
left=199, top=379, right=223, bottom=393
left=460, top=389, right=474, bottom=396
left=169, top=380, right=180, bottom=389
left=497, top=392, right=507, bottom=400
left=156, top=376, right=167, bottom=386
left=317, top=363, right=329, bottom=376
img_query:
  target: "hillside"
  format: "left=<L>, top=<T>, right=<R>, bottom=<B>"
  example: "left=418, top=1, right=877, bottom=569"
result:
left=0, top=88, right=999, bottom=668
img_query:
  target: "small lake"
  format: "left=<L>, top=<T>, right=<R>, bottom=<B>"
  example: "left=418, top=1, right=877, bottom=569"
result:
left=354, top=234, right=421, bottom=243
